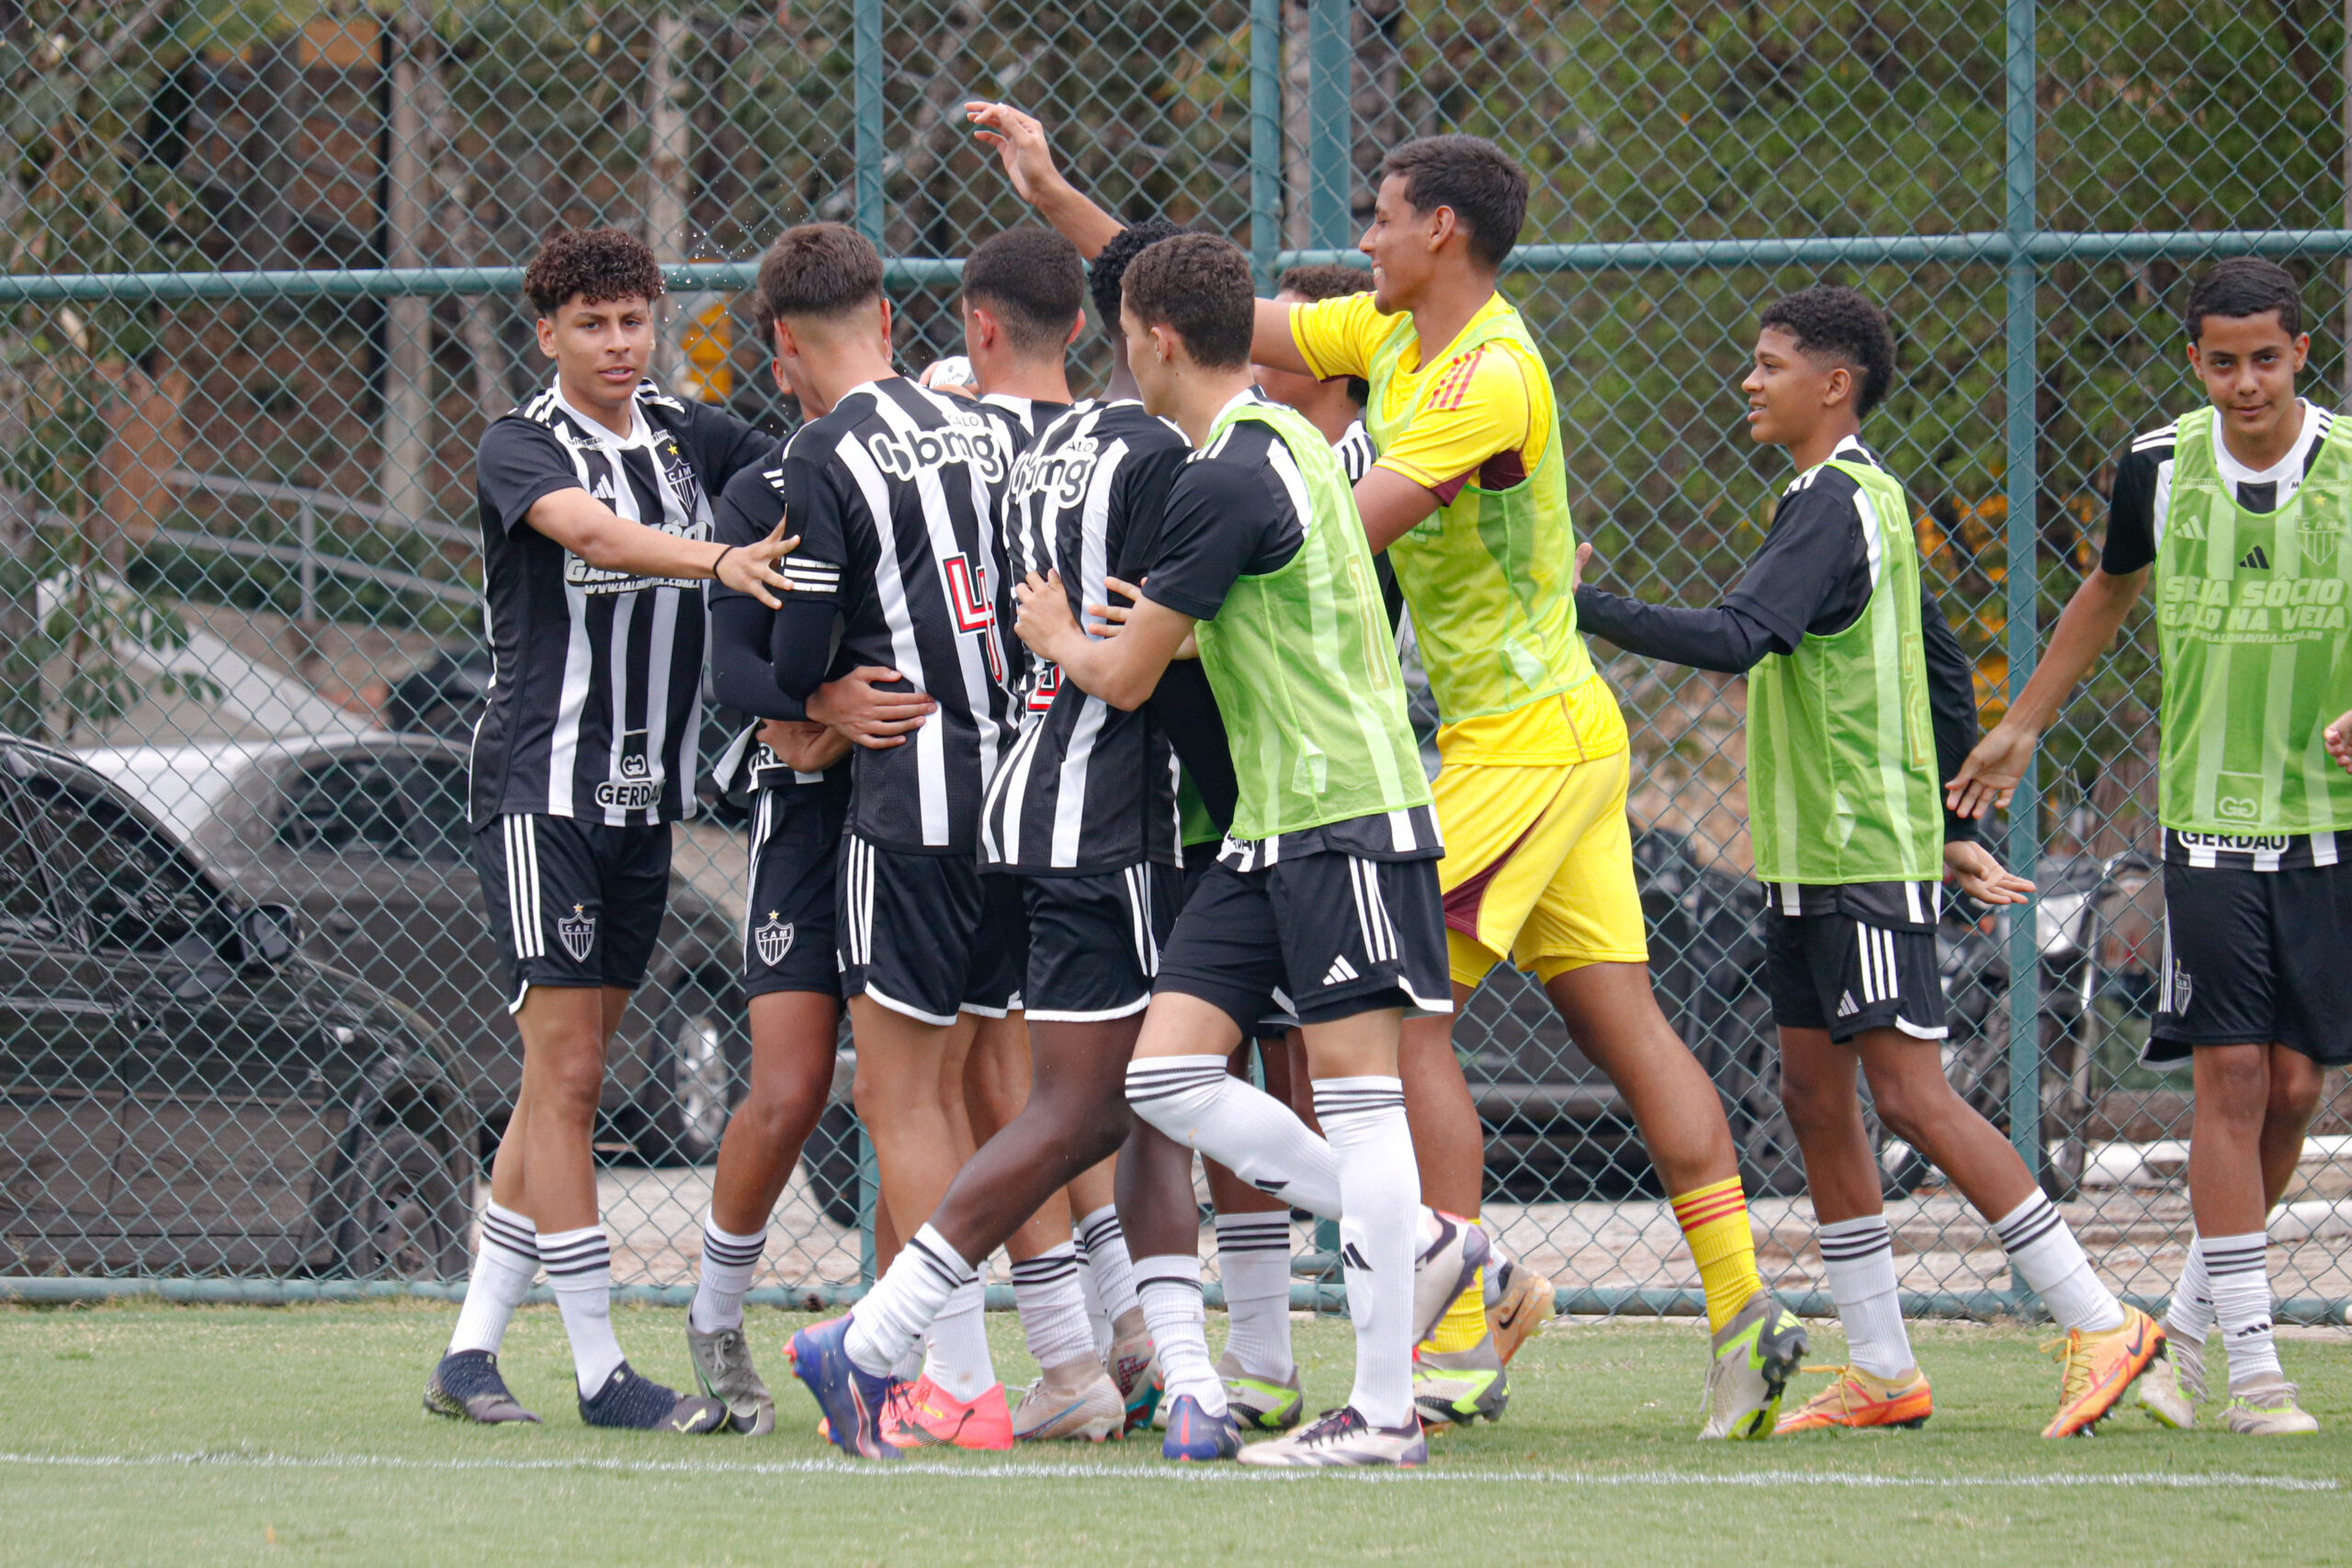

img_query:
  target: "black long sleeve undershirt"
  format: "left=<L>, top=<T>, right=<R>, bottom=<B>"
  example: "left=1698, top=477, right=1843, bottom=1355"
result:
left=707, top=594, right=835, bottom=719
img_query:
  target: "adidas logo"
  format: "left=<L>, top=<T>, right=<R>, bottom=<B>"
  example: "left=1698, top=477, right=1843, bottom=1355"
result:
left=594, top=475, right=616, bottom=502
left=1340, top=1242, right=1373, bottom=1271
left=1322, top=954, right=1359, bottom=987
left=2241, top=545, right=2270, bottom=570
left=1836, top=990, right=1860, bottom=1018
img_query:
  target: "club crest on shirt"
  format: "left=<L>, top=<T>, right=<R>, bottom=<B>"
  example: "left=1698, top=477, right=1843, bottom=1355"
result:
left=753, top=915, right=795, bottom=967
left=557, top=904, right=597, bottom=963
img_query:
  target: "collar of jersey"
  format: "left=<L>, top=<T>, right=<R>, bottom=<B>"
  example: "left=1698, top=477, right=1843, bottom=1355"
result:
left=2211, top=397, right=2326, bottom=491
left=548, top=377, right=654, bottom=452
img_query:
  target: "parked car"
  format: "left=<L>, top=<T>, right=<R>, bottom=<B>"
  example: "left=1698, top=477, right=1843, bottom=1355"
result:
left=0, top=732, right=469, bottom=1279
left=79, top=733, right=747, bottom=1165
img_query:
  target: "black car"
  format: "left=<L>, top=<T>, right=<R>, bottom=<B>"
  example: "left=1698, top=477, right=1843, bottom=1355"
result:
left=0, top=734, right=472, bottom=1279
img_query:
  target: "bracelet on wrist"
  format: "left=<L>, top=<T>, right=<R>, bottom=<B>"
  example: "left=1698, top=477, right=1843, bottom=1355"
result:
left=710, top=544, right=736, bottom=580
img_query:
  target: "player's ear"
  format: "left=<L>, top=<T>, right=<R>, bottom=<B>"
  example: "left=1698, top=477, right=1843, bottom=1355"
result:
left=2291, top=332, right=2312, bottom=373
left=1067, top=312, right=1084, bottom=349
left=1824, top=363, right=1853, bottom=410
left=535, top=314, right=558, bottom=359
left=875, top=295, right=894, bottom=353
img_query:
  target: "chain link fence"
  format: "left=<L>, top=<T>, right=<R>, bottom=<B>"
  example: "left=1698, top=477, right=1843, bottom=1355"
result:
left=0, top=0, right=2347, bottom=1321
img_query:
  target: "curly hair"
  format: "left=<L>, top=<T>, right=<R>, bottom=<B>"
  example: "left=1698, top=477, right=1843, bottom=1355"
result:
left=1087, top=218, right=1186, bottom=340
left=1122, top=231, right=1255, bottom=371
left=1758, top=283, right=1897, bottom=417
left=523, top=227, right=665, bottom=318
left=1275, top=263, right=1372, bottom=303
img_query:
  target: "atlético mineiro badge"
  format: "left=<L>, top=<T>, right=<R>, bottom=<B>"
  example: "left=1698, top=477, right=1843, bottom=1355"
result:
left=558, top=904, right=597, bottom=963
left=754, top=915, right=795, bottom=968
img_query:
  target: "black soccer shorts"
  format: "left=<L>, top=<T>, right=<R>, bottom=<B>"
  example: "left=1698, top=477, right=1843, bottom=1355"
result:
left=836, top=833, right=1026, bottom=1025
left=2146, top=857, right=2352, bottom=1067
left=1021, top=863, right=1183, bottom=1021
left=742, top=774, right=849, bottom=999
left=1762, top=909, right=1947, bottom=1043
left=471, top=813, right=671, bottom=1010
left=1155, top=850, right=1450, bottom=1032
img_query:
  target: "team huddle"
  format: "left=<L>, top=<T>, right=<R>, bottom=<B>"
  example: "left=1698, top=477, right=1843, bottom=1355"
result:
left=423, top=106, right=2352, bottom=1464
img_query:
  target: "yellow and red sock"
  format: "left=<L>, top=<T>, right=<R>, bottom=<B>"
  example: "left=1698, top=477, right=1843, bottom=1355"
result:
left=1421, top=1221, right=1490, bottom=1355
left=1670, top=1177, right=1763, bottom=1334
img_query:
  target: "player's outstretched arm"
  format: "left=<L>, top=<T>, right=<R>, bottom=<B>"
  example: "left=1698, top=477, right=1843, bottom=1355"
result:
left=526, top=489, right=797, bottom=606
left=1946, top=565, right=2147, bottom=820
left=965, top=101, right=1123, bottom=260
left=1014, top=569, right=1193, bottom=710
left=2326, top=708, right=2352, bottom=778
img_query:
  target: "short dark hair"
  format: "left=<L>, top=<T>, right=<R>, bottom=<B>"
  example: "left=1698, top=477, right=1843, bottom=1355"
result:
left=2184, top=257, right=2304, bottom=342
left=1378, top=136, right=1528, bottom=271
left=1758, top=284, right=1897, bottom=417
left=1088, top=218, right=1186, bottom=339
left=1122, top=231, right=1254, bottom=371
left=963, top=226, right=1087, bottom=356
left=1275, top=263, right=1373, bottom=303
left=753, top=222, right=884, bottom=342
left=525, top=227, right=664, bottom=318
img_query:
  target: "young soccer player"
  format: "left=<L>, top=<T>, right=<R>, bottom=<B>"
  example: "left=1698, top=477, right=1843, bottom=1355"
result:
left=972, top=103, right=1792, bottom=1436
left=709, top=223, right=1021, bottom=1457
left=428, top=227, right=795, bottom=1432
left=1029, top=231, right=1472, bottom=1468
left=1951, top=258, right=2348, bottom=1435
left=1579, top=283, right=2166, bottom=1438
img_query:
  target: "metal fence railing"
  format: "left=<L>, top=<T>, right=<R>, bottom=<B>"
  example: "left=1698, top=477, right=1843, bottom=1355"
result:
left=1, top=0, right=2348, bottom=1322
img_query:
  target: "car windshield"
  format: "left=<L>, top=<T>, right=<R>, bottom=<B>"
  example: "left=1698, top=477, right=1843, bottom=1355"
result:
left=17, top=774, right=232, bottom=955
left=0, top=783, right=62, bottom=940
left=277, top=750, right=469, bottom=862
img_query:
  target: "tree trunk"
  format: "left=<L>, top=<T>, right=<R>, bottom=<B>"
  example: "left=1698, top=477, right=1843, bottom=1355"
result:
left=644, top=14, right=693, bottom=392
left=1283, top=0, right=1311, bottom=251
left=379, top=7, right=435, bottom=535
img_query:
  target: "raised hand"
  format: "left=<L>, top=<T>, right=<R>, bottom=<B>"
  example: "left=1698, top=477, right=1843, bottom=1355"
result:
left=965, top=101, right=1057, bottom=205
left=1946, top=721, right=2037, bottom=822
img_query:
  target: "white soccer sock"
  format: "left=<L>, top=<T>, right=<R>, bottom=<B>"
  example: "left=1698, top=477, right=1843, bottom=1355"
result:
left=1011, top=1244, right=1096, bottom=1372
left=689, top=1215, right=766, bottom=1335
left=1136, top=1254, right=1227, bottom=1416
left=1315, top=1077, right=1419, bottom=1430
left=2166, top=1234, right=2215, bottom=1345
left=1816, top=1214, right=1915, bottom=1379
left=1125, top=1055, right=1341, bottom=1218
left=2202, top=1232, right=2281, bottom=1391
left=1215, top=1212, right=1295, bottom=1382
left=1076, top=1205, right=1141, bottom=1329
left=1991, top=1191, right=2125, bottom=1334
left=844, top=1223, right=972, bottom=1380
left=448, top=1201, right=538, bottom=1358
left=1073, top=1224, right=1112, bottom=1356
left=537, top=1225, right=625, bottom=1396
left=923, top=1278, right=999, bottom=1403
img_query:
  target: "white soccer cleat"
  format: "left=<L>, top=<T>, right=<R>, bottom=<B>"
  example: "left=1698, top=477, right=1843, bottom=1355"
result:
left=1410, top=1211, right=1491, bottom=1347
left=1235, top=1404, right=1426, bottom=1468
left=2135, top=1343, right=2198, bottom=1430
left=1011, top=1366, right=1126, bottom=1442
left=2218, top=1377, right=2320, bottom=1436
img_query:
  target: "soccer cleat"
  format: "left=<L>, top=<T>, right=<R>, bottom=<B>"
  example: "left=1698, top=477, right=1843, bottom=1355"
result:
left=2041, top=1305, right=2165, bottom=1438
left=1216, top=1351, right=1306, bottom=1432
left=1236, top=1404, right=1427, bottom=1468
left=2136, top=1343, right=2198, bottom=1430
left=1699, top=1291, right=1809, bottom=1439
left=883, top=1374, right=1014, bottom=1450
left=787, top=1314, right=901, bottom=1460
left=1773, top=1365, right=1934, bottom=1434
left=1414, top=1339, right=1510, bottom=1427
left=1487, top=1258, right=1555, bottom=1367
left=685, top=1320, right=775, bottom=1436
left=1109, top=1329, right=1161, bottom=1433
left=1012, top=1367, right=1126, bottom=1443
left=422, top=1349, right=539, bottom=1425
left=577, top=1361, right=728, bottom=1433
left=1411, top=1211, right=1493, bottom=1347
left=1159, top=1392, right=1243, bottom=1461
left=2217, top=1378, right=2320, bottom=1436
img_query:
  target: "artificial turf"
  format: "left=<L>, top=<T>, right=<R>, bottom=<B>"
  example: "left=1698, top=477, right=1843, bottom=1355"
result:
left=0, top=1301, right=2345, bottom=1566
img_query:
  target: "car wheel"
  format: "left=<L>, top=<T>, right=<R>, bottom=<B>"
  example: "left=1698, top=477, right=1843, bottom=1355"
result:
left=334, top=1123, right=467, bottom=1280
left=802, top=1101, right=864, bottom=1229
left=628, top=976, right=746, bottom=1167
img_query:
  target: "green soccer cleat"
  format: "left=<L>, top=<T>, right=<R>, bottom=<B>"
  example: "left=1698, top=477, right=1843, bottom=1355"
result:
left=1700, top=1291, right=1809, bottom=1439
left=2218, top=1377, right=2320, bottom=1436
left=1413, top=1337, right=1510, bottom=1427
left=1216, top=1351, right=1306, bottom=1432
left=685, top=1320, right=775, bottom=1436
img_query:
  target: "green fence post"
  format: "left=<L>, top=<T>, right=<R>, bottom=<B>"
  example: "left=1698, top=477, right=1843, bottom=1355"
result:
left=1307, top=0, right=1351, bottom=251
left=2002, top=0, right=2045, bottom=1211
left=853, top=0, right=885, bottom=248
left=857, top=1118, right=878, bottom=1288
left=1250, top=0, right=1282, bottom=292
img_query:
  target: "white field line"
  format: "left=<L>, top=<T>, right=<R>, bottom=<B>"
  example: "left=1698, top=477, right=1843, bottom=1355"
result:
left=0, top=1450, right=2336, bottom=1491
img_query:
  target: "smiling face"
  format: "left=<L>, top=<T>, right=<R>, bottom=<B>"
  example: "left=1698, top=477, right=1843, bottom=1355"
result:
left=537, top=293, right=654, bottom=419
left=1740, top=324, right=1851, bottom=449
left=1360, top=175, right=1443, bottom=316
left=2188, top=309, right=2309, bottom=450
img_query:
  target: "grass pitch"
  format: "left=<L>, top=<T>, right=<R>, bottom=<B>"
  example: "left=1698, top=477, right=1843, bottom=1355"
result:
left=1, top=1302, right=2346, bottom=1566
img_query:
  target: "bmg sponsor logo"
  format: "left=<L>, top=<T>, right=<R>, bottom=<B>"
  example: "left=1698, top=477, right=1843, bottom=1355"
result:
left=865, top=419, right=1007, bottom=484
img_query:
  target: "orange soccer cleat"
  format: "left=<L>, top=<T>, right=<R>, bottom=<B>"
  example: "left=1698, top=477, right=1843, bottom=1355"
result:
left=2042, top=1305, right=2165, bottom=1438
left=1773, top=1365, right=1934, bottom=1434
left=883, top=1374, right=1016, bottom=1450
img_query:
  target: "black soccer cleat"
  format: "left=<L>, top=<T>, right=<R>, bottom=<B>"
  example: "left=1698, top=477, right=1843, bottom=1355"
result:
left=578, top=1361, right=729, bottom=1433
left=424, top=1349, right=541, bottom=1425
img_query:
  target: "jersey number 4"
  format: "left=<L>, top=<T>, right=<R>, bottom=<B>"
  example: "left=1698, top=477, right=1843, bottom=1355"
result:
left=943, top=553, right=1004, bottom=684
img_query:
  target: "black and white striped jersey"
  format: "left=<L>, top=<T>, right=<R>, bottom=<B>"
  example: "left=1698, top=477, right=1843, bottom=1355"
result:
left=1334, top=417, right=1375, bottom=483
left=981, top=398, right=1193, bottom=873
left=772, top=377, right=1019, bottom=855
left=971, top=393, right=1071, bottom=450
left=469, top=377, right=769, bottom=827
